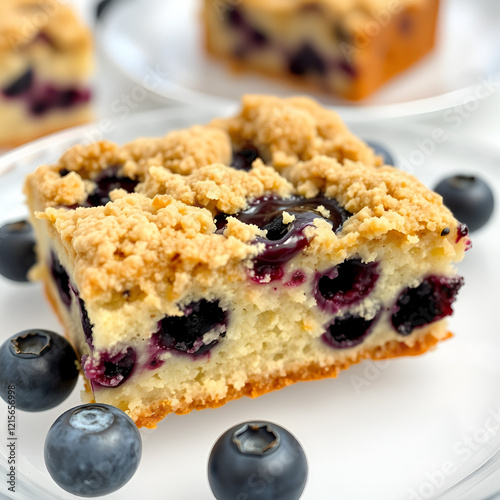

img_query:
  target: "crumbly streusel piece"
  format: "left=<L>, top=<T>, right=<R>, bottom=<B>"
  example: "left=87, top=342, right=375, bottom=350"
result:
left=25, top=95, right=468, bottom=428
left=0, top=0, right=93, bottom=148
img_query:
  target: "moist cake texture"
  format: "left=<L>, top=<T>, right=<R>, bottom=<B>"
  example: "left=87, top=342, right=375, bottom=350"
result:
left=0, top=0, right=93, bottom=148
left=202, top=0, right=440, bottom=100
left=25, top=95, right=468, bottom=428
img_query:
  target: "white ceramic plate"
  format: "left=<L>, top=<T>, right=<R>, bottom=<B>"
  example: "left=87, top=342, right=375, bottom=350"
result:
left=97, top=0, right=500, bottom=121
left=0, top=107, right=500, bottom=500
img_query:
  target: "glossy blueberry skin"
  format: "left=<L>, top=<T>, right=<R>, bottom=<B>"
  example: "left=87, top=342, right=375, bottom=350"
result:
left=45, top=404, right=142, bottom=497
left=0, top=329, right=79, bottom=411
left=434, top=175, right=495, bottom=232
left=208, top=421, right=308, bottom=500
left=365, top=140, right=395, bottom=166
left=0, top=220, right=36, bottom=282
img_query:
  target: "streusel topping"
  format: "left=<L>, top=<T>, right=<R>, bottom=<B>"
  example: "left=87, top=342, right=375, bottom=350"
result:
left=27, top=95, right=466, bottom=305
left=39, top=194, right=261, bottom=305
left=0, top=0, right=92, bottom=53
left=211, top=95, right=379, bottom=169
left=138, top=161, right=293, bottom=214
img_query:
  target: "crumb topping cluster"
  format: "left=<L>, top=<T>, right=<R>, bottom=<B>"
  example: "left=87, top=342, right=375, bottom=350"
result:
left=39, top=195, right=261, bottom=305
left=26, top=95, right=464, bottom=304
left=0, top=0, right=92, bottom=53
left=211, top=95, right=379, bottom=169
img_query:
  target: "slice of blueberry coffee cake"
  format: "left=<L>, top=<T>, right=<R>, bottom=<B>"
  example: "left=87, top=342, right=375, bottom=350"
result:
left=202, top=0, right=440, bottom=100
left=25, top=95, right=468, bottom=428
left=0, top=0, right=93, bottom=148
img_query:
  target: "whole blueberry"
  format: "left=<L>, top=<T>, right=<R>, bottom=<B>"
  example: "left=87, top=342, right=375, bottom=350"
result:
left=0, top=220, right=36, bottom=282
left=434, top=175, right=495, bottom=232
left=96, top=0, right=118, bottom=20
left=0, top=329, right=79, bottom=411
left=365, top=140, right=395, bottom=166
left=208, top=421, right=308, bottom=500
left=45, top=404, right=142, bottom=497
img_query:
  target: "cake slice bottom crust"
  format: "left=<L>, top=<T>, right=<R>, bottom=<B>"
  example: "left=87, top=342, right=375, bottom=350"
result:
left=45, top=277, right=450, bottom=428
left=117, top=330, right=450, bottom=429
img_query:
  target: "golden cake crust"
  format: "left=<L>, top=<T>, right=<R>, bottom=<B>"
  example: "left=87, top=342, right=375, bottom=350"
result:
left=132, top=329, right=452, bottom=428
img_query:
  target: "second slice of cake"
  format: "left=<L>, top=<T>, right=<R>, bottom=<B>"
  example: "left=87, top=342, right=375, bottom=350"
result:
left=0, top=0, right=93, bottom=148
left=202, top=0, right=440, bottom=100
left=25, top=95, right=468, bottom=428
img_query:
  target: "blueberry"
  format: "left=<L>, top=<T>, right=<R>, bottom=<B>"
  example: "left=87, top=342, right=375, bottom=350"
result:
left=0, top=329, right=79, bottom=411
left=338, top=59, right=357, bottom=78
left=224, top=195, right=351, bottom=283
left=50, top=252, right=73, bottom=307
left=231, top=145, right=261, bottom=171
left=322, top=312, right=379, bottom=349
left=391, top=275, right=464, bottom=335
left=58, top=89, right=81, bottom=108
left=44, top=404, right=142, bottom=497
left=365, top=140, right=395, bottom=166
left=96, top=0, right=118, bottom=20
left=2, top=68, right=34, bottom=97
left=86, top=167, right=138, bottom=207
left=434, top=175, right=495, bottom=232
left=225, top=5, right=244, bottom=27
left=208, top=421, right=308, bottom=500
left=78, top=297, right=94, bottom=346
left=31, top=99, right=51, bottom=116
left=30, top=85, right=91, bottom=116
left=288, top=44, right=326, bottom=76
left=314, top=259, right=379, bottom=313
left=83, top=348, right=136, bottom=388
left=250, top=29, right=268, bottom=47
left=0, top=220, right=36, bottom=282
left=153, top=299, right=228, bottom=356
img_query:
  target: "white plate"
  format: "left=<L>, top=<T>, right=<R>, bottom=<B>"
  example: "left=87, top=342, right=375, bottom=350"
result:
left=0, top=107, right=500, bottom=500
left=97, top=0, right=500, bottom=121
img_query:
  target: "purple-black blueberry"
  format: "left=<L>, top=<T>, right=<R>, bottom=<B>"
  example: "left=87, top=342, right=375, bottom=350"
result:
left=208, top=421, right=308, bottom=500
left=0, top=329, right=78, bottom=411
left=434, top=175, right=494, bottom=232
left=44, top=404, right=142, bottom=497
left=0, top=220, right=36, bottom=282
left=365, top=140, right=395, bottom=166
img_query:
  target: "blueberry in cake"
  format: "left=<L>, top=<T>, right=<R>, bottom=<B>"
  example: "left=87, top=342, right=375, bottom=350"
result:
left=202, top=0, right=440, bottom=100
left=25, top=95, right=468, bottom=428
left=0, top=0, right=93, bottom=148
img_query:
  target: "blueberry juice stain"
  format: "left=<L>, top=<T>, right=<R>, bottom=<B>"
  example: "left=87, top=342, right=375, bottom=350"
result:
left=219, top=196, right=351, bottom=283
